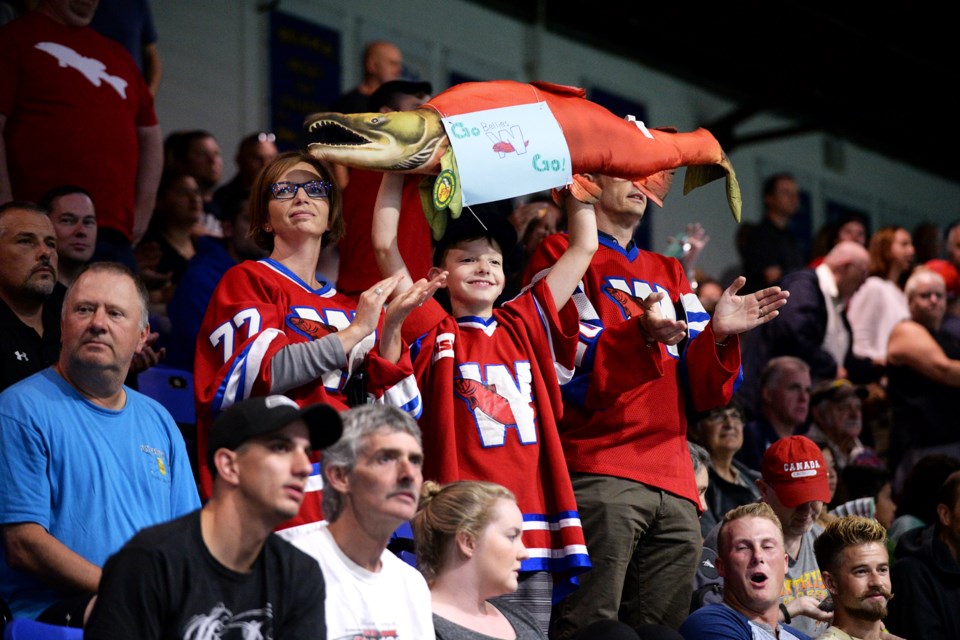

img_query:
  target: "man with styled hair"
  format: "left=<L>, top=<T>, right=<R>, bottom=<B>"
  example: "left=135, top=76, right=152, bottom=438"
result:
left=813, top=516, right=901, bottom=640
left=288, top=404, right=434, bottom=638
left=681, top=502, right=811, bottom=639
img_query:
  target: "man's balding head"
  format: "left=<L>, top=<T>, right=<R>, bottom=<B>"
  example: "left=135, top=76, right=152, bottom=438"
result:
left=825, top=241, right=870, bottom=300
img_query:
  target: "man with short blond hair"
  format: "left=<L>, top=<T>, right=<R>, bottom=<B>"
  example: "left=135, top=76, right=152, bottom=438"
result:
left=681, top=502, right=811, bottom=639
left=699, top=436, right=834, bottom=637
left=813, top=516, right=901, bottom=640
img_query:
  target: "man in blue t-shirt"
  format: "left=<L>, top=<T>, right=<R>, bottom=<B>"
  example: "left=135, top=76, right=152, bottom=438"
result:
left=680, top=503, right=812, bottom=640
left=0, top=262, right=200, bottom=625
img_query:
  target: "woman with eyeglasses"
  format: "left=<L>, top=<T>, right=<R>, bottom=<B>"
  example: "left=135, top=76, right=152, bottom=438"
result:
left=687, top=400, right=761, bottom=538
left=194, top=150, right=445, bottom=530
left=886, top=267, right=960, bottom=490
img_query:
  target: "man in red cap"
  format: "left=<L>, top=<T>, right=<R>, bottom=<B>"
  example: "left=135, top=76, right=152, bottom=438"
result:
left=697, top=435, right=835, bottom=637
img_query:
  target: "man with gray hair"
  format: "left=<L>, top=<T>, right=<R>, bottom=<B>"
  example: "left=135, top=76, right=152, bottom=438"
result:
left=0, top=262, right=199, bottom=625
left=289, top=404, right=434, bottom=638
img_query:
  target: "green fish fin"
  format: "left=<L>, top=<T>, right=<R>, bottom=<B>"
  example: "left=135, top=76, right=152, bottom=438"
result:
left=419, top=176, right=448, bottom=241
left=683, top=157, right=742, bottom=222
left=440, top=148, right=463, bottom=220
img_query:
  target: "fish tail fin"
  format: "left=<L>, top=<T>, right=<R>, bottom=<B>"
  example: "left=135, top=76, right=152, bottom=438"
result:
left=632, top=170, right=676, bottom=208
left=565, top=174, right=602, bottom=205
left=683, top=154, right=742, bottom=222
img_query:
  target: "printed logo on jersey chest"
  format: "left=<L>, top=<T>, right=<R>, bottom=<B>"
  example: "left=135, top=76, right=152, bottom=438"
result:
left=454, top=362, right=538, bottom=447
left=602, top=277, right=680, bottom=357
left=286, top=306, right=355, bottom=340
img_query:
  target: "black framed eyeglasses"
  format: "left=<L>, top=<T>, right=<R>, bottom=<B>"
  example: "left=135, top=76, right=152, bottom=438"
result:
left=268, top=180, right=332, bottom=200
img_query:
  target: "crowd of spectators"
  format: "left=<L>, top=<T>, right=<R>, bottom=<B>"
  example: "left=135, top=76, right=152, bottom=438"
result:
left=3, top=2, right=960, bottom=639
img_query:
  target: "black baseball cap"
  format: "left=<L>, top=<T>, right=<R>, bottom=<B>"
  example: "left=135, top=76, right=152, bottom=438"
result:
left=432, top=210, right=518, bottom=267
left=369, top=80, right=433, bottom=111
left=207, top=396, right=342, bottom=475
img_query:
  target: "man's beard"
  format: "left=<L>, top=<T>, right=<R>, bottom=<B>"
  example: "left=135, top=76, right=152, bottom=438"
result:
left=846, top=590, right=893, bottom=622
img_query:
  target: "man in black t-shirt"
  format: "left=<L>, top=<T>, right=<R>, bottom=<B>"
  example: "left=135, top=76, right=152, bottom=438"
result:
left=0, top=202, right=62, bottom=392
left=86, top=396, right=343, bottom=638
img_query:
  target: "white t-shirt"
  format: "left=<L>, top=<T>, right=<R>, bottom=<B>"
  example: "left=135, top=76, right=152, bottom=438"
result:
left=290, top=522, right=435, bottom=640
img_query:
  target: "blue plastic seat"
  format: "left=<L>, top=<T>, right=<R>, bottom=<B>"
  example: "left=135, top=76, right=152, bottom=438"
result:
left=3, top=620, right=82, bottom=640
left=135, top=365, right=195, bottom=425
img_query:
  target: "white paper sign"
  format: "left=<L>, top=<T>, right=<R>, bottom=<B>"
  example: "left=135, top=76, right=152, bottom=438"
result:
left=441, top=102, right=572, bottom=206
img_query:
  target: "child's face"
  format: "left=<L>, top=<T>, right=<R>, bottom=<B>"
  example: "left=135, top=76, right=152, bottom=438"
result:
left=440, top=237, right=505, bottom=316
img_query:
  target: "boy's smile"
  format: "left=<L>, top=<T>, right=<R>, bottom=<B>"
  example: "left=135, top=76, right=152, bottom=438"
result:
left=438, top=237, right=505, bottom=318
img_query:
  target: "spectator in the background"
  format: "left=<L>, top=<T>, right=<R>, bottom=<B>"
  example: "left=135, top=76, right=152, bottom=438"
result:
left=924, top=257, right=960, bottom=340
left=808, top=211, right=869, bottom=269
left=165, top=193, right=266, bottom=371
left=738, top=356, right=811, bottom=471
left=886, top=268, right=960, bottom=490
left=38, top=185, right=96, bottom=286
left=740, top=241, right=878, bottom=418
left=135, top=170, right=202, bottom=304
left=502, top=195, right=564, bottom=300
left=805, top=378, right=880, bottom=471
left=332, top=40, right=405, bottom=113
left=688, top=399, right=761, bottom=538
left=165, top=130, right=224, bottom=235
left=913, top=221, right=943, bottom=265
left=887, top=470, right=960, bottom=639
left=739, top=172, right=806, bottom=294
left=846, top=226, right=914, bottom=365
left=212, top=131, right=278, bottom=221
left=887, top=454, right=960, bottom=555
left=0, top=0, right=163, bottom=266
left=89, top=0, right=161, bottom=96
left=694, top=275, right=724, bottom=315
left=0, top=201, right=61, bottom=392
left=334, top=80, right=433, bottom=299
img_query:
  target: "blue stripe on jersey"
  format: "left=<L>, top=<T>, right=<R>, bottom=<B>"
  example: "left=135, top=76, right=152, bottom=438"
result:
left=262, top=258, right=334, bottom=296
left=597, top=232, right=639, bottom=262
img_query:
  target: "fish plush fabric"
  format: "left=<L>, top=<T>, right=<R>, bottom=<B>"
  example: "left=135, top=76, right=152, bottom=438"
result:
left=305, top=80, right=740, bottom=239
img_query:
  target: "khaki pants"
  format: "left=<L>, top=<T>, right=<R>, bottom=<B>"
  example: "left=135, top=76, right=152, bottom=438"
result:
left=551, top=473, right=701, bottom=639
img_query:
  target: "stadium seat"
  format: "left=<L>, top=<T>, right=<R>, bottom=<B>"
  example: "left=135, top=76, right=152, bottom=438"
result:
left=3, top=619, right=82, bottom=640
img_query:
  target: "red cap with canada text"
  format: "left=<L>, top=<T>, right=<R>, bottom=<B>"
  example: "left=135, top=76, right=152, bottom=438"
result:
left=760, top=435, right=832, bottom=507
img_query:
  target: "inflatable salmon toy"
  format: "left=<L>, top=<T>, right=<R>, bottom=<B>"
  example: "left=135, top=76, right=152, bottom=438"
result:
left=305, top=80, right=740, bottom=238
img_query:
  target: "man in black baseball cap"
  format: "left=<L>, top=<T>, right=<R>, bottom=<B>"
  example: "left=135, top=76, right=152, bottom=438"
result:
left=86, top=396, right=341, bottom=638
left=206, top=394, right=343, bottom=478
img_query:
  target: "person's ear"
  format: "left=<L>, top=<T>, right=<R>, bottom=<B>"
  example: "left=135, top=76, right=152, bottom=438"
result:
left=214, top=448, right=241, bottom=486
left=325, top=464, right=351, bottom=495
left=715, top=553, right=726, bottom=578
left=756, top=478, right=769, bottom=498
left=427, top=266, right=448, bottom=287
left=456, top=530, right=476, bottom=558
left=938, top=502, right=951, bottom=528
left=822, top=570, right=838, bottom=595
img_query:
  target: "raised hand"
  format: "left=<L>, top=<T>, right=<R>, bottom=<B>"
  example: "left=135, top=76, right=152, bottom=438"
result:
left=711, top=276, right=789, bottom=341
